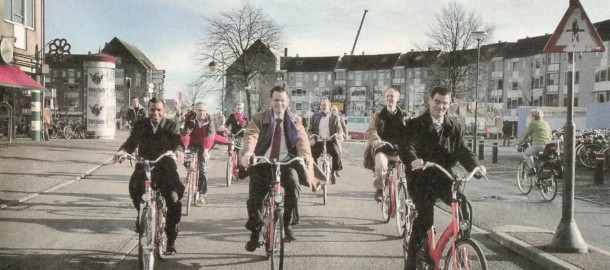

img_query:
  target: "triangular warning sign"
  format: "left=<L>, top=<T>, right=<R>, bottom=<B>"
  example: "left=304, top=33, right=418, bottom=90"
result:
left=544, top=0, right=605, bottom=53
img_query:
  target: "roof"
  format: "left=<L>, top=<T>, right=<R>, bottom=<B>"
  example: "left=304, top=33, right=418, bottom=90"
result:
left=280, top=56, right=339, bottom=72
left=102, top=37, right=156, bottom=70
left=594, top=19, right=610, bottom=41
left=336, top=53, right=401, bottom=71
left=395, top=50, right=442, bottom=68
left=505, top=34, right=552, bottom=58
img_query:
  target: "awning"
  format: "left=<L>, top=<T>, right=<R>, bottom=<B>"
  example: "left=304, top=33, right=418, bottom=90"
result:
left=0, top=64, right=45, bottom=90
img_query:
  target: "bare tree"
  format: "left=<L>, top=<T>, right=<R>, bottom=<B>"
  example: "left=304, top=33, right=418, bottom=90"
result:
left=196, top=2, right=282, bottom=119
left=424, top=1, right=495, bottom=101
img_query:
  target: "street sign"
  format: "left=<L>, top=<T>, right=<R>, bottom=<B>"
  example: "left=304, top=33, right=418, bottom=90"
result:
left=152, top=78, right=164, bottom=84
left=544, top=0, right=605, bottom=53
left=152, top=70, right=165, bottom=75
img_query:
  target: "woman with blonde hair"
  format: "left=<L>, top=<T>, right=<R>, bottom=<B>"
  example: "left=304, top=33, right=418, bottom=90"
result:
left=516, top=108, right=552, bottom=174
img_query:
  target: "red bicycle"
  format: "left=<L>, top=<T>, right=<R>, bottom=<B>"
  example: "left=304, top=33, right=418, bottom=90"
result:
left=226, top=129, right=246, bottom=187
left=376, top=141, right=415, bottom=238
left=118, top=151, right=177, bottom=270
left=248, top=156, right=304, bottom=270
left=407, top=162, right=488, bottom=270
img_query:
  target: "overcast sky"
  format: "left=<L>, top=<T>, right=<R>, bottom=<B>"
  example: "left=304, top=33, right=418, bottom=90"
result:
left=46, top=0, right=610, bottom=111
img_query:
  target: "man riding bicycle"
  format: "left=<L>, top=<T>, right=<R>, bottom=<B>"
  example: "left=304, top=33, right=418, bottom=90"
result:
left=309, top=99, right=344, bottom=184
left=400, top=86, right=486, bottom=270
left=113, top=97, right=185, bottom=255
left=240, top=86, right=324, bottom=252
left=184, top=102, right=215, bottom=204
left=364, top=88, right=411, bottom=202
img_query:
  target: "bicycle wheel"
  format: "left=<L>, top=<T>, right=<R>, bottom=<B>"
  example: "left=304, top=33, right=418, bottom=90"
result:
left=540, top=175, right=558, bottom=201
left=156, top=197, right=168, bottom=260
left=444, top=238, right=488, bottom=270
left=185, top=170, right=194, bottom=216
left=321, top=160, right=329, bottom=205
left=396, top=182, right=408, bottom=238
left=270, top=209, right=285, bottom=270
left=226, top=154, right=233, bottom=187
left=63, top=126, right=74, bottom=139
left=381, top=181, right=392, bottom=223
left=516, top=161, right=533, bottom=195
left=138, top=206, right=155, bottom=270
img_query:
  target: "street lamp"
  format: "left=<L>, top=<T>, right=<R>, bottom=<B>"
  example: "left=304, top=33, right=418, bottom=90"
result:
left=244, top=83, right=252, bottom=119
left=471, top=30, right=487, bottom=157
left=208, top=49, right=225, bottom=114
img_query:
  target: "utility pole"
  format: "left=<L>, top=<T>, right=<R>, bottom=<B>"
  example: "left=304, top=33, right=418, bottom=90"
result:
left=350, top=10, right=368, bottom=55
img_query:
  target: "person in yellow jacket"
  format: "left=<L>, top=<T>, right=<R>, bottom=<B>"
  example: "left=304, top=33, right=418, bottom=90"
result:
left=516, top=108, right=552, bottom=174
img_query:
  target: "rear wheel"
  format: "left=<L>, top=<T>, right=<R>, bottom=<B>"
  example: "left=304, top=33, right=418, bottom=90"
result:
left=540, top=174, right=558, bottom=201
left=226, top=153, right=233, bottom=187
left=444, top=238, right=488, bottom=270
left=185, top=170, right=194, bottom=216
left=381, top=181, right=392, bottom=223
left=138, top=206, right=155, bottom=270
left=156, top=198, right=168, bottom=260
left=396, top=182, right=408, bottom=238
left=517, top=161, right=533, bottom=195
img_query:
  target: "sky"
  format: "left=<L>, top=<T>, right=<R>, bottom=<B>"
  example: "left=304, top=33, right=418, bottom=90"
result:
left=45, top=0, right=610, bottom=111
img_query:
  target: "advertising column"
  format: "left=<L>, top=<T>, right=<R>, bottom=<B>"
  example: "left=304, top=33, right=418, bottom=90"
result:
left=85, top=53, right=117, bottom=139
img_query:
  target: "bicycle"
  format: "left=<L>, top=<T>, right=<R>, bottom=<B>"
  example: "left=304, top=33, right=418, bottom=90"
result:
left=516, top=142, right=561, bottom=201
left=49, top=120, right=74, bottom=139
left=248, top=156, right=304, bottom=270
left=226, top=129, right=246, bottom=187
left=118, top=151, right=177, bottom=270
left=310, top=133, right=341, bottom=205
left=183, top=148, right=199, bottom=216
left=407, top=162, right=488, bottom=270
left=375, top=141, right=415, bottom=238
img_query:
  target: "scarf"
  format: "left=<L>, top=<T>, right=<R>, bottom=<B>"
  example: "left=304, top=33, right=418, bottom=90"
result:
left=235, top=112, right=247, bottom=128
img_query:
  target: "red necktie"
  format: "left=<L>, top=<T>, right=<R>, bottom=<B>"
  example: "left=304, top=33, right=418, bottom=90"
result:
left=270, top=118, right=282, bottom=160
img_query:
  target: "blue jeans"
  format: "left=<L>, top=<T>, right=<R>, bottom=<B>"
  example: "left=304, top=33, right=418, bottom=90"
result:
left=189, top=144, right=209, bottom=196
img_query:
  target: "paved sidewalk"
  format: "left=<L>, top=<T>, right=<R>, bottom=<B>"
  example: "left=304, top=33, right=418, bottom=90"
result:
left=2, top=137, right=610, bottom=269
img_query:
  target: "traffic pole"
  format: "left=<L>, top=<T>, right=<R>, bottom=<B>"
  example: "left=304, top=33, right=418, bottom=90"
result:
left=594, top=153, right=605, bottom=185
left=492, top=142, right=498, bottom=163
left=30, top=90, right=41, bottom=141
left=478, top=140, right=484, bottom=160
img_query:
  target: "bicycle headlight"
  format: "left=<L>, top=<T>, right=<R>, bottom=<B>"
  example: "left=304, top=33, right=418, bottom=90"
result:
left=274, top=194, right=283, bottom=204
left=459, top=220, right=470, bottom=231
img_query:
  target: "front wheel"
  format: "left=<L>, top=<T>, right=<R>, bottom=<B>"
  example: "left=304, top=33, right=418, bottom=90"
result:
left=395, top=182, right=408, bottom=238
left=321, top=161, right=329, bottom=205
left=185, top=171, right=194, bottom=216
left=226, top=154, right=234, bottom=187
left=269, top=210, right=285, bottom=270
left=517, top=161, right=533, bottom=195
left=444, top=238, right=488, bottom=270
left=63, top=126, right=74, bottom=139
left=138, top=206, right=155, bottom=270
left=381, top=182, right=392, bottom=223
left=540, top=175, right=558, bottom=201
left=155, top=198, right=168, bottom=260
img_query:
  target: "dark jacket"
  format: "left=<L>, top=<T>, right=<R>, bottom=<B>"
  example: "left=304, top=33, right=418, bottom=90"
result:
left=126, top=107, right=147, bottom=123
left=225, top=113, right=248, bottom=135
left=363, top=107, right=411, bottom=171
left=308, top=112, right=343, bottom=138
left=400, top=109, right=479, bottom=177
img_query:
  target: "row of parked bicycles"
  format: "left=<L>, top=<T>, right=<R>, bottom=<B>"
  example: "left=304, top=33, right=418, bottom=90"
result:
left=14, top=117, right=86, bottom=139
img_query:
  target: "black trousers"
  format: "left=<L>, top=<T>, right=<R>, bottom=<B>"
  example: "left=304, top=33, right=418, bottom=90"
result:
left=245, top=164, right=300, bottom=234
left=129, top=164, right=185, bottom=242
left=405, top=169, right=469, bottom=269
left=311, top=141, right=342, bottom=172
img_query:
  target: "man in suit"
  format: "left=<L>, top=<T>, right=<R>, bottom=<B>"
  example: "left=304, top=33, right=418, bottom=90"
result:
left=400, top=86, right=486, bottom=269
left=363, top=88, right=411, bottom=202
left=113, top=97, right=185, bottom=255
left=185, top=102, right=215, bottom=203
left=309, top=99, right=343, bottom=183
left=240, top=86, right=325, bottom=252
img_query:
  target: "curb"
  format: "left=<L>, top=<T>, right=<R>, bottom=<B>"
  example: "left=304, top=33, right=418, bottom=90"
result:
left=0, top=156, right=113, bottom=209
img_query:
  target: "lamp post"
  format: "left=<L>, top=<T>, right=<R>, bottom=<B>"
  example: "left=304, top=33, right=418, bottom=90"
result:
left=208, top=49, right=225, bottom=114
left=471, top=30, right=487, bottom=155
left=244, top=83, right=252, bottom=119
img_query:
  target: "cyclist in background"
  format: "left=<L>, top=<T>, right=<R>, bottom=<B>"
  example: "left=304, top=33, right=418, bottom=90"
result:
left=126, top=96, right=147, bottom=129
left=225, top=102, right=249, bottom=179
left=309, top=99, right=344, bottom=184
left=515, top=108, right=552, bottom=175
left=112, top=97, right=185, bottom=255
left=185, top=102, right=216, bottom=204
left=364, top=88, right=411, bottom=202
left=400, top=86, right=486, bottom=270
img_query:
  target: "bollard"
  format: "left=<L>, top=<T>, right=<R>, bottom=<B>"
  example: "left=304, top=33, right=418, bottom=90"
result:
left=492, top=142, right=498, bottom=163
left=467, top=139, right=473, bottom=151
left=594, top=153, right=605, bottom=185
left=478, top=140, right=484, bottom=160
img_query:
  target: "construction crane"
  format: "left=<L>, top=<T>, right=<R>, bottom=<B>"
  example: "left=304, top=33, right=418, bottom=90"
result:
left=350, top=10, right=368, bottom=55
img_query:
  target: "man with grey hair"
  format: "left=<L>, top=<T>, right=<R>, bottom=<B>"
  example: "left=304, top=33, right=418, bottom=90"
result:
left=186, top=102, right=216, bottom=203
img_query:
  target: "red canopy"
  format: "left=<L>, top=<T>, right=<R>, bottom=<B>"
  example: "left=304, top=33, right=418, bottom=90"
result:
left=0, top=64, right=45, bottom=90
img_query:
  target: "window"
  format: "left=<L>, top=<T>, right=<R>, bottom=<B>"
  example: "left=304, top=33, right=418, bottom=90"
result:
left=4, top=0, right=34, bottom=28
left=546, top=73, right=558, bottom=85
left=295, top=103, right=302, bottom=110
left=335, top=72, right=345, bottom=80
left=512, top=81, right=518, bottom=90
left=393, top=69, right=405, bottom=78
left=497, top=79, right=503, bottom=90
left=291, top=89, right=306, bottom=96
left=564, top=71, right=580, bottom=85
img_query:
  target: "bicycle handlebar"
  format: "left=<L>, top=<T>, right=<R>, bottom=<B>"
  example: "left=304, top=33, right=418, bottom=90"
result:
left=232, top=128, right=246, bottom=137
left=375, top=140, right=398, bottom=150
left=309, top=133, right=341, bottom=141
left=248, top=156, right=305, bottom=168
left=118, top=151, right=177, bottom=165
left=412, top=162, right=488, bottom=181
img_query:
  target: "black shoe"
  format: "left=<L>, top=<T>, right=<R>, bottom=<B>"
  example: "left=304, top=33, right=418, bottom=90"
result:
left=527, top=168, right=536, bottom=176
left=374, top=189, right=383, bottom=202
left=245, top=233, right=260, bottom=252
left=164, top=243, right=177, bottom=255
left=291, top=216, right=300, bottom=225
left=331, top=173, right=337, bottom=184
left=285, top=227, right=296, bottom=242
left=238, top=167, right=249, bottom=179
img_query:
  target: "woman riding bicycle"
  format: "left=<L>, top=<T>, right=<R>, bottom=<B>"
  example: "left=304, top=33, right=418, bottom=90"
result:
left=515, top=108, right=552, bottom=175
left=225, top=102, right=249, bottom=178
left=400, top=87, right=486, bottom=270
